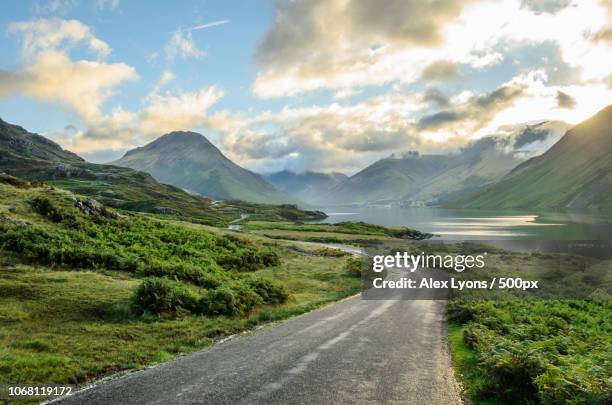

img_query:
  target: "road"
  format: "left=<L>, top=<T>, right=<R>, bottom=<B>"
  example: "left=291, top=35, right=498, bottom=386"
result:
left=57, top=296, right=460, bottom=404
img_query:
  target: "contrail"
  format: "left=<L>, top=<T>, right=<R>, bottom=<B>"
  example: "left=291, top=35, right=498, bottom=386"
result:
left=185, top=20, right=229, bottom=31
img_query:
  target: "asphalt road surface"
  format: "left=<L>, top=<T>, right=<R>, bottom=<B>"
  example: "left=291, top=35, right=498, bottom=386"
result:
left=56, top=296, right=461, bottom=405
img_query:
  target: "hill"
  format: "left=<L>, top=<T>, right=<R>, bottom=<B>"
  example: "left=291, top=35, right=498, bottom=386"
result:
left=462, top=106, right=612, bottom=210
left=264, top=170, right=347, bottom=205
left=112, top=131, right=292, bottom=204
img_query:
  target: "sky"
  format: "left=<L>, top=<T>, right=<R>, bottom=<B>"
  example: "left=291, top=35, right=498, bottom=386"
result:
left=0, top=0, right=611, bottom=175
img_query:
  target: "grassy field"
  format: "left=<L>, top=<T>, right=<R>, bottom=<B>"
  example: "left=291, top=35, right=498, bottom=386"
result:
left=243, top=220, right=432, bottom=245
left=0, top=177, right=362, bottom=400
left=0, top=251, right=359, bottom=388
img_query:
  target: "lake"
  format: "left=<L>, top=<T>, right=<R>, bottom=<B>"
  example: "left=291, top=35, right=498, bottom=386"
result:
left=314, top=206, right=612, bottom=240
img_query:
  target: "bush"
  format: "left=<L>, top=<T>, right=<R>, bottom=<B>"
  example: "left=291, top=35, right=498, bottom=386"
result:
left=31, top=197, right=70, bottom=223
left=198, top=281, right=263, bottom=317
left=133, top=277, right=199, bottom=315
left=138, top=261, right=228, bottom=288
left=244, top=277, right=289, bottom=304
left=449, top=300, right=612, bottom=404
left=345, top=257, right=363, bottom=277
left=217, top=248, right=280, bottom=272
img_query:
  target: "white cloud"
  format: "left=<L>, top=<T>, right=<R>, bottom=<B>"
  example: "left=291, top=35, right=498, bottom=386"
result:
left=97, top=0, right=120, bottom=10
left=32, top=0, right=77, bottom=14
left=2, top=19, right=134, bottom=122
left=1, top=18, right=225, bottom=157
left=165, top=30, right=205, bottom=61
left=253, top=0, right=612, bottom=98
left=8, top=18, right=111, bottom=59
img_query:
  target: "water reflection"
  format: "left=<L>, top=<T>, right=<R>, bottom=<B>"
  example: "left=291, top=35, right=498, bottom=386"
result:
left=315, top=207, right=612, bottom=240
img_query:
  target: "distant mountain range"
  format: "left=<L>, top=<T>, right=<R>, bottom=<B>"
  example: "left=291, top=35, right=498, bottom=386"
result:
left=462, top=106, right=612, bottom=210
left=0, top=119, right=324, bottom=224
left=112, top=131, right=292, bottom=204
left=264, top=170, right=347, bottom=205
left=324, top=121, right=568, bottom=206
left=2, top=104, right=610, bottom=213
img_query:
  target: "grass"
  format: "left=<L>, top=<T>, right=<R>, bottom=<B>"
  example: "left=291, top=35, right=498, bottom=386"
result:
left=0, top=178, right=363, bottom=398
left=447, top=300, right=611, bottom=404
left=0, top=252, right=360, bottom=388
left=244, top=220, right=432, bottom=239
left=448, top=323, right=501, bottom=405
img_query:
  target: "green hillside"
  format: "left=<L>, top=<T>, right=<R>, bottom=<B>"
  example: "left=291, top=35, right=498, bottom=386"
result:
left=113, top=131, right=293, bottom=204
left=462, top=106, right=612, bottom=210
left=0, top=177, right=358, bottom=388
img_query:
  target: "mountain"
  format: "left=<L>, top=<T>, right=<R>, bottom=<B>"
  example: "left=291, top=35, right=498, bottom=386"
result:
left=326, top=153, right=449, bottom=205
left=409, top=121, right=569, bottom=204
left=112, top=131, right=292, bottom=204
left=0, top=118, right=324, bottom=224
left=324, top=121, right=568, bottom=206
left=462, top=106, right=612, bottom=210
left=264, top=170, right=348, bottom=205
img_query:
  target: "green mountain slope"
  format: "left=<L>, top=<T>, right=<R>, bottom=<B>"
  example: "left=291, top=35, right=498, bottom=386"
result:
left=264, top=170, right=347, bottom=205
left=0, top=118, right=323, bottom=224
left=112, top=131, right=292, bottom=204
left=462, top=106, right=612, bottom=210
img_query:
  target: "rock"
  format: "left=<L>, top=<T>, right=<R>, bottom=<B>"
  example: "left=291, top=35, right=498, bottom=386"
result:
left=73, top=198, right=127, bottom=219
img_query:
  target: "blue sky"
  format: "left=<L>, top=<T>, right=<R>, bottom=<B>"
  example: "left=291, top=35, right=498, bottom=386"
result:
left=1, top=0, right=611, bottom=174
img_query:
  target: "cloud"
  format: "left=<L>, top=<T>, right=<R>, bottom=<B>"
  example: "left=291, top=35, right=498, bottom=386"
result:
left=555, top=90, right=576, bottom=108
left=2, top=18, right=225, bottom=158
left=253, top=0, right=612, bottom=98
left=520, top=0, right=571, bottom=14
left=0, top=52, right=136, bottom=121
left=156, top=70, right=175, bottom=88
left=222, top=80, right=533, bottom=173
left=423, top=87, right=450, bottom=107
left=97, top=0, right=120, bottom=10
left=165, top=30, right=205, bottom=61
left=421, top=60, right=459, bottom=81
left=32, top=0, right=77, bottom=14
left=2, top=19, right=135, bottom=122
left=252, top=0, right=478, bottom=98
left=592, top=0, right=612, bottom=43
left=417, top=82, right=527, bottom=130
left=8, top=18, right=111, bottom=59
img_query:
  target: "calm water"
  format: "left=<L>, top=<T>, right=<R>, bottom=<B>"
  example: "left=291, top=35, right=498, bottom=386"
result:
left=314, top=206, right=612, bottom=240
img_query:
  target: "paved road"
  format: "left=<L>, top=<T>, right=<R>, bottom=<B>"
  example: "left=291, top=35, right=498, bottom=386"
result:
left=57, top=296, right=461, bottom=405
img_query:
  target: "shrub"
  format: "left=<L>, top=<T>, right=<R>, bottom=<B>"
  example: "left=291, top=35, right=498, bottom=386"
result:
left=198, top=281, right=263, bottom=317
left=345, top=257, right=363, bottom=277
left=217, top=248, right=280, bottom=272
left=0, top=173, right=31, bottom=188
left=132, top=277, right=198, bottom=315
left=31, top=197, right=69, bottom=223
left=138, top=261, right=228, bottom=288
left=244, top=276, right=289, bottom=304
left=483, top=344, right=545, bottom=402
